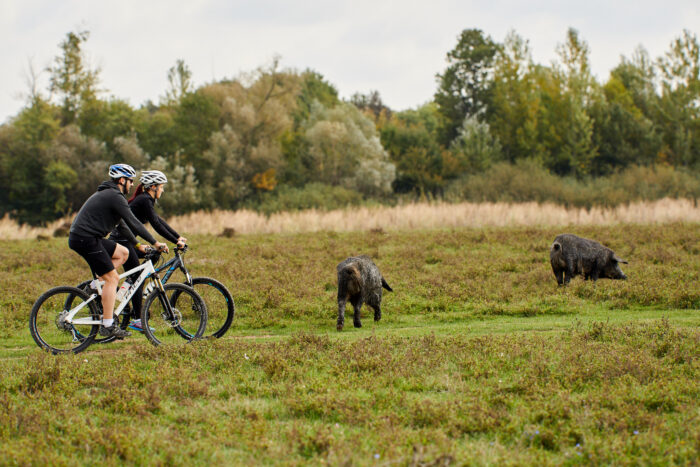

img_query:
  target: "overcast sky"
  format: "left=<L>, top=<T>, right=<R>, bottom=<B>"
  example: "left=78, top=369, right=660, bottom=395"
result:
left=1, top=0, right=699, bottom=124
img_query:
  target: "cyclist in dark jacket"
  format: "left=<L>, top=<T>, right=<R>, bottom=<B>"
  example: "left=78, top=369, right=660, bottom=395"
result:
left=68, top=164, right=168, bottom=339
left=109, top=170, right=186, bottom=331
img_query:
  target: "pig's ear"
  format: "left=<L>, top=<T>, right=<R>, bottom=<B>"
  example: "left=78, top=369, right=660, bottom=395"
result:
left=613, top=254, right=628, bottom=264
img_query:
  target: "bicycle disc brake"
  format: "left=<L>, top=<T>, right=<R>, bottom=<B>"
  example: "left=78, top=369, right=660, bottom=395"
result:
left=161, top=308, right=182, bottom=327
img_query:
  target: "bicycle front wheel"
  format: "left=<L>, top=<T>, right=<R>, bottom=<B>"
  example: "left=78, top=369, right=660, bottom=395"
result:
left=186, top=277, right=234, bottom=339
left=141, top=283, right=207, bottom=346
left=30, top=286, right=101, bottom=354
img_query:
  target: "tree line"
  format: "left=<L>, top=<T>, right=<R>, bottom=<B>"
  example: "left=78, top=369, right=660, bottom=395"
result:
left=1, top=27, right=699, bottom=225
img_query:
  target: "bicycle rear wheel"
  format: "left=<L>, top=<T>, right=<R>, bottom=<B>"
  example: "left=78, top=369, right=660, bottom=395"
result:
left=141, top=283, right=207, bottom=346
left=182, top=277, right=234, bottom=338
left=30, top=286, right=101, bottom=354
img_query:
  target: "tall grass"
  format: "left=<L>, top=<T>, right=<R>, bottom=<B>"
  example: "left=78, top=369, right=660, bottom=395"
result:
left=167, top=198, right=700, bottom=235
left=0, top=214, right=69, bottom=240
left=5, top=198, right=700, bottom=239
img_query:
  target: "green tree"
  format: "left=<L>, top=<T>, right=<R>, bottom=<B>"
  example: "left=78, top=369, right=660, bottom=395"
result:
left=304, top=102, right=395, bottom=196
left=657, top=29, right=700, bottom=166
left=434, top=29, right=500, bottom=145
left=164, top=59, right=193, bottom=104
left=612, top=47, right=658, bottom=117
left=536, top=29, right=597, bottom=176
left=281, top=70, right=340, bottom=187
left=487, top=31, right=542, bottom=162
left=0, top=98, right=62, bottom=223
left=450, top=115, right=502, bottom=172
left=199, top=60, right=301, bottom=208
left=589, top=74, right=661, bottom=173
left=135, top=108, right=179, bottom=158
left=293, top=70, right=339, bottom=125
left=145, top=155, right=200, bottom=215
left=78, top=98, right=140, bottom=151
left=350, top=90, right=392, bottom=120
left=43, top=161, right=78, bottom=217
left=46, top=125, right=108, bottom=213
left=47, top=30, right=101, bottom=126
left=172, top=90, right=220, bottom=162
left=378, top=104, right=445, bottom=195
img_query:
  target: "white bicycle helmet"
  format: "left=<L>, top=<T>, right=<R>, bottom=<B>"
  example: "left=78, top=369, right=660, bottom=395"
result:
left=140, top=170, right=168, bottom=187
left=108, top=163, right=136, bottom=180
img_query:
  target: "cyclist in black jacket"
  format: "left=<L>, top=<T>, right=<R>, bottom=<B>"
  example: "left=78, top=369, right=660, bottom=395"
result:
left=109, top=170, right=186, bottom=332
left=69, top=164, right=168, bottom=339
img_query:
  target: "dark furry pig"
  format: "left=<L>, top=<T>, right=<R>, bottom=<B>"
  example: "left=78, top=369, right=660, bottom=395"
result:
left=336, top=255, right=392, bottom=331
left=550, top=233, right=628, bottom=285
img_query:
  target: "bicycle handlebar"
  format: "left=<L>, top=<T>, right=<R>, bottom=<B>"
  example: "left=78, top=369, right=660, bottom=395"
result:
left=143, top=243, right=187, bottom=261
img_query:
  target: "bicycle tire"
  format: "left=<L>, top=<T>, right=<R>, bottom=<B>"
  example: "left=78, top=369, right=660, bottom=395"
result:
left=69, top=281, right=132, bottom=344
left=174, top=277, right=234, bottom=338
left=30, top=286, right=101, bottom=354
left=140, top=283, right=207, bottom=347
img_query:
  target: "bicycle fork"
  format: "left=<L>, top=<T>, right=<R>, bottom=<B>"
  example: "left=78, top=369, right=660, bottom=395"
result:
left=151, top=276, right=181, bottom=327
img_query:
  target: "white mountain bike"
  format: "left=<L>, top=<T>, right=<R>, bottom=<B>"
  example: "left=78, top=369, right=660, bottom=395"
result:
left=29, top=248, right=208, bottom=354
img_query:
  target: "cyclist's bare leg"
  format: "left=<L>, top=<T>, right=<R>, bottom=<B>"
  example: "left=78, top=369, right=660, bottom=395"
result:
left=100, top=244, right=129, bottom=320
left=100, top=269, right=119, bottom=320
left=111, top=243, right=129, bottom=270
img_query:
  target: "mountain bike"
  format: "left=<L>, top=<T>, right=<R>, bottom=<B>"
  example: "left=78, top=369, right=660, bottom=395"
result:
left=29, top=248, right=208, bottom=354
left=74, top=245, right=234, bottom=341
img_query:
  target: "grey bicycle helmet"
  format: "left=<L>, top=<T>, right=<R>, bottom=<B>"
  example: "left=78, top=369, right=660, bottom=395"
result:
left=108, top=163, right=136, bottom=179
left=140, top=170, right=168, bottom=187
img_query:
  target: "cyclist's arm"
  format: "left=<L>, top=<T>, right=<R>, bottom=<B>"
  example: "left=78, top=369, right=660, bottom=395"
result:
left=114, top=195, right=157, bottom=245
left=144, top=206, right=179, bottom=244
left=158, top=216, right=182, bottom=243
left=115, top=220, right=138, bottom=245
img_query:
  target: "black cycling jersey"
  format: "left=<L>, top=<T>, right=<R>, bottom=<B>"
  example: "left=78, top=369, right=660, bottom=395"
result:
left=70, top=181, right=157, bottom=245
left=110, top=193, right=180, bottom=244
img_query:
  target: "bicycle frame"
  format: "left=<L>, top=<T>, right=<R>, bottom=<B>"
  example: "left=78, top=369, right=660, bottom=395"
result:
left=67, top=260, right=159, bottom=326
left=155, top=249, right=192, bottom=285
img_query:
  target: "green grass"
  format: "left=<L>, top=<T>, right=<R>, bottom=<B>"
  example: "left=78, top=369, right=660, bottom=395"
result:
left=1, top=224, right=699, bottom=465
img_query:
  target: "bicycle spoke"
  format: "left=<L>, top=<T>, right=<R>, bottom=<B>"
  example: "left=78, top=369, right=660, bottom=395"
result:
left=141, top=283, right=207, bottom=346
left=30, top=286, right=100, bottom=354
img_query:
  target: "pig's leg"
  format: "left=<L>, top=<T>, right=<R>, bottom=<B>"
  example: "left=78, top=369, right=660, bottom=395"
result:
left=564, top=263, right=575, bottom=284
left=555, top=270, right=564, bottom=285
left=351, top=295, right=363, bottom=328
left=337, top=296, right=346, bottom=331
left=372, top=304, right=381, bottom=322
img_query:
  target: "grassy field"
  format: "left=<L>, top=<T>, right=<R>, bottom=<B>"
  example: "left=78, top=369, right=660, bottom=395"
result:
left=1, top=224, right=699, bottom=465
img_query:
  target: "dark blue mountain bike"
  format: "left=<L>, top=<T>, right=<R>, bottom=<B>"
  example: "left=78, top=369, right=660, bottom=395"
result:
left=74, top=245, right=234, bottom=344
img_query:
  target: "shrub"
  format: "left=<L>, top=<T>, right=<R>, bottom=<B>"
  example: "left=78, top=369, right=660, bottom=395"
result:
left=446, top=161, right=700, bottom=207
left=247, top=182, right=364, bottom=214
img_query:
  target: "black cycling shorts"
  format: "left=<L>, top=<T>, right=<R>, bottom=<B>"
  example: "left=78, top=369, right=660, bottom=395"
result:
left=68, top=234, right=118, bottom=277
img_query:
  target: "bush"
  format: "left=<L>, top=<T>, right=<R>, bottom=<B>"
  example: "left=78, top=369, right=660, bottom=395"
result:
left=247, top=183, right=365, bottom=214
left=446, top=161, right=700, bottom=207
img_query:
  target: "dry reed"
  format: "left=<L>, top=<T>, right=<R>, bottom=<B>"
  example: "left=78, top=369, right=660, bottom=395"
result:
left=3, top=198, right=700, bottom=240
left=0, top=214, right=70, bottom=240
left=167, top=198, right=700, bottom=235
